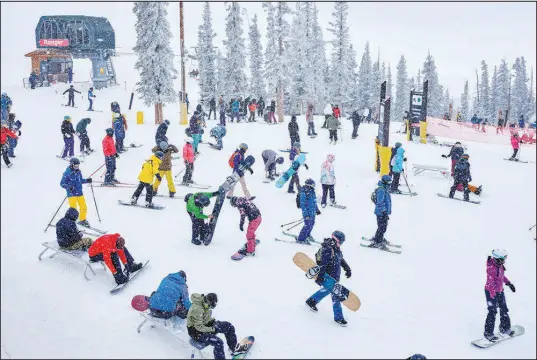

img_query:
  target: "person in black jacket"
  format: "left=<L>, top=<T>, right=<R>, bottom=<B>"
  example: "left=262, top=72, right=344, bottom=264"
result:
left=63, top=85, right=81, bottom=107
left=208, top=97, right=216, bottom=120
left=448, top=153, right=472, bottom=201
left=288, top=115, right=300, bottom=148
left=351, top=110, right=361, bottom=139
left=441, top=142, right=464, bottom=176
left=55, top=208, right=93, bottom=250
left=257, top=97, right=265, bottom=117
left=61, top=115, right=76, bottom=158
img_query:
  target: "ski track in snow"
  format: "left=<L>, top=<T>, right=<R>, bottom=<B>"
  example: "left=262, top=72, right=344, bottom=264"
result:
left=1, top=56, right=536, bottom=359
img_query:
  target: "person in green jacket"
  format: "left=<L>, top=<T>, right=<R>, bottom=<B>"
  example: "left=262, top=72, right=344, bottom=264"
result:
left=185, top=191, right=219, bottom=245
left=75, top=118, right=93, bottom=154
left=325, top=114, right=341, bottom=144
left=187, top=293, right=249, bottom=359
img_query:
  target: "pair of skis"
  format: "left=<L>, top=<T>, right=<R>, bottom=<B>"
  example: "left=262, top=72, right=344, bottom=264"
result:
left=274, top=230, right=321, bottom=246
left=360, top=237, right=402, bottom=254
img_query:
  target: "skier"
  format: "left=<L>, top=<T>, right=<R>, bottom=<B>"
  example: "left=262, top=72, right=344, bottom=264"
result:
left=155, top=119, right=170, bottom=146
left=261, top=149, right=284, bottom=180
left=351, top=109, right=361, bottom=139
left=518, top=114, right=525, bottom=129
left=231, top=98, right=240, bottom=123
left=66, top=66, right=73, bottom=83
left=60, top=157, right=92, bottom=226
left=248, top=100, right=257, bottom=122
left=305, top=230, right=351, bottom=326
left=369, top=175, right=392, bottom=249
left=88, top=233, right=143, bottom=285
left=483, top=249, right=516, bottom=341
left=130, top=151, right=165, bottom=208
left=441, top=141, right=464, bottom=176
left=320, top=154, right=337, bottom=207
left=102, top=128, right=119, bottom=185
left=268, top=100, right=277, bottom=124
left=185, top=192, right=219, bottom=245
left=87, top=87, right=96, bottom=111
left=55, top=208, right=93, bottom=250
left=29, top=70, right=38, bottom=89
left=230, top=196, right=262, bottom=257
left=63, top=85, right=81, bottom=107
left=219, top=98, right=226, bottom=126
left=226, top=143, right=254, bottom=200
left=326, top=112, right=341, bottom=144
left=390, top=142, right=406, bottom=193
left=258, top=97, right=265, bottom=117
left=111, top=101, right=121, bottom=114
left=190, top=111, right=203, bottom=154
left=148, top=270, right=191, bottom=319
left=288, top=142, right=308, bottom=194
left=209, top=124, right=226, bottom=150
left=182, top=138, right=195, bottom=185
left=497, top=111, right=505, bottom=134
left=76, top=118, right=93, bottom=155
left=208, top=97, right=217, bottom=120
left=60, top=115, right=76, bottom=159
left=1, top=93, right=12, bottom=122
left=6, top=113, right=21, bottom=157
left=448, top=153, right=472, bottom=201
left=152, top=141, right=179, bottom=197
left=297, top=178, right=321, bottom=244
left=509, top=132, right=521, bottom=160
left=1, top=123, right=18, bottom=168
left=288, top=115, right=300, bottom=148
left=186, top=293, right=250, bottom=359
left=306, top=103, right=317, bottom=136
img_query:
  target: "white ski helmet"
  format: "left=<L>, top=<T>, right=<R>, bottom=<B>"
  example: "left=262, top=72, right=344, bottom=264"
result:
left=491, top=249, right=508, bottom=260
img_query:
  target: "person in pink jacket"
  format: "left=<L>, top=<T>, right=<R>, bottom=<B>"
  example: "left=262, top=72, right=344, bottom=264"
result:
left=483, top=249, right=516, bottom=342
left=182, top=138, right=195, bottom=185
left=509, top=133, right=520, bottom=160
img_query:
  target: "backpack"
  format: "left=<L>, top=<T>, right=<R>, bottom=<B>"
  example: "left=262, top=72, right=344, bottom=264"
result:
left=371, top=187, right=380, bottom=204
left=315, top=239, right=333, bottom=265
left=228, top=151, right=239, bottom=168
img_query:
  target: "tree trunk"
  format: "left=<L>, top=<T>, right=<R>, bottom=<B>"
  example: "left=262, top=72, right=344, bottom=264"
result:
left=277, top=86, right=284, bottom=122
left=155, top=103, right=164, bottom=124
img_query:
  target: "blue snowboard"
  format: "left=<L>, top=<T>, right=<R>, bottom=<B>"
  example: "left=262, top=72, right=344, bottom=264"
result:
left=275, top=153, right=306, bottom=188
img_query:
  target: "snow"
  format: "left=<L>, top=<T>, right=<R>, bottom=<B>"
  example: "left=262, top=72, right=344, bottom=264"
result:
left=1, top=56, right=536, bottom=359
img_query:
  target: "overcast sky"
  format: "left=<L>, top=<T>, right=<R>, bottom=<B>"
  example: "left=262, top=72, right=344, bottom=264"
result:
left=2, top=1, right=535, bottom=107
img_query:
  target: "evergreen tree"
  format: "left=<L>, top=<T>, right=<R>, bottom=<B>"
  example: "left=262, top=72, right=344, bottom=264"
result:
left=273, top=2, right=292, bottom=118
left=263, top=2, right=277, bottom=99
left=394, top=55, right=409, bottom=121
left=511, top=57, right=529, bottom=121
left=416, top=69, right=422, bottom=91
left=197, top=2, right=217, bottom=105
left=345, top=44, right=359, bottom=112
left=327, top=1, right=351, bottom=110
left=527, top=67, right=536, bottom=120
left=460, top=79, right=469, bottom=121
left=215, top=49, right=227, bottom=99
left=223, top=2, right=248, bottom=97
left=478, top=60, right=491, bottom=120
left=443, top=88, right=451, bottom=117
left=133, top=2, right=177, bottom=124
left=490, top=65, right=499, bottom=122
left=421, top=52, right=444, bottom=117
left=369, top=58, right=381, bottom=111
left=248, top=14, right=266, bottom=99
left=357, top=42, right=371, bottom=111
left=310, top=3, right=328, bottom=112
left=496, top=59, right=511, bottom=120
left=289, top=2, right=308, bottom=113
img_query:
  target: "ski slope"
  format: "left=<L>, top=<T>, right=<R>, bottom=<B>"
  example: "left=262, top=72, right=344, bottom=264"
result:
left=1, top=61, right=536, bottom=359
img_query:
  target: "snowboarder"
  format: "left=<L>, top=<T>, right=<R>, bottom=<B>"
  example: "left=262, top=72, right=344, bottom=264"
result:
left=152, top=141, right=179, bottom=197
left=55, top=208, right=93, bottom=250
left=88, top=233, right=143, bottom=285
left=306, top=103, right=317, bottom=136
left=112, top=112, right=126, bottom=153
left=155, top=119, right=170, bottom=146
left=190, top=112, right=203, bottom=154
left=258, top=97, right=265, bottom=117
left=305, top=230, right=351, bottom=326
left=210, top=124, right=226, bottom=150
left=483, top=249, right=516, bottom=341
left=261, top=149, right=284, bottom=180
left=229, top=196, right=262, bottom=257
left=1, top=123, right=18, bottom=167
left=226, top=143, right=253, bottom=200
left=61, top=115, right=76, bottom=159
left=288, top=142, right=308, bottom=194
left=441, top=141, right=464, bottom=176
left=448, top=153, right=472, bottom=201
left=149, top=270, right=191, bottom=319
left=63, top=85, right=81, bottom=107
left=209, top=97, right=217, bottom=120
left=182, top=138, right=195, bottom=185
left=87, top=87, right=96, bottom=111
left=185, top=192, right=219, bottom=245
left=60, top=157, right=92, bottom=226
left=297, top=178, right=321, bottom=244
left=390, top=142, right=406, bottom=193
left=320, top=154, right=337, bottom=207
left=219, top=98, right=226, bottom=126
left=288, top=115, right=300, bottom=148
left=76, top=118, right=93, bottom=155
left=186, top=293, right=250, bottom=359
left=5, top=113, right=21, bottom=158
left=351, top=109, right=361, bottom=139
left=326, top=113, right=341, bottom=144
left=130, top=151, right=165, bottom=208
left=509, top=132, right=521, bottom=160
left=369, top=175, right=392, bottom=249
left=102, top=128, right=119, bottom=185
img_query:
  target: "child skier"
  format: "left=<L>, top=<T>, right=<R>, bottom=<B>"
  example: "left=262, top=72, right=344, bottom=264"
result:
left=390, top=143, right=406, bottom=193
left=112, top=112, right=126, bottom=153
left=87, top=87, right=96, bottom=111
left=248, top=100, right=257, bottom=122
left=182, top=138, right=196, bottom=185
left=288, top=142, right=308, bottom=194
left=227, top=143, right=254, bottom=200
left=152, top=141, right=179, bottom=197
left=369, top=175, right=392, bottom=249
left=149, top=270, right=191, bottom=319
left=76, top=118, right=93, bottom=155
left=210, top=124, right=226, bottom=150
left=60, top=157, right=92, bottom=226
left=190, top=112, right=203, bottom=153
left=483, top=249, right=517, bottom=341
left=297, top=179, right=321, bottom=244
left=441, top=141, right=464, bottom=176
left=63, top=85, right=81, bottom=107
left=288, top=115, right=300, bottom=148
left=130, top=151, right=164, bottom=208
left=509, top=132, right=521, bottom=160
left=185, top=192, right=219, bottom=245
left=448, top=153, right=472, bottom=201
left=1, top=123, right=18, bottom=168
left=102, top=128, right=119, bottom=186
left=230, top=196, right=262, bottom=257
left=305, top=230, right=351, bottom=326
left=320, top=154, right=337, bottom=207
left=325, top=113, right=341, bottom=144
left=55, top=208, right=93, bottom=250
left=261, top=149, right=284, bottom=180
left=61, top=115, right=76, bottom=159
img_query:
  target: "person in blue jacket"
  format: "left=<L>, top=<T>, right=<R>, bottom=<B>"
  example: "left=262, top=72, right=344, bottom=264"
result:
left=189, top=112, right=203, bottom=153
left=149, top=270, right=192, bottom=319
left=87, top=87, right=96, bottom=111
left=55, top=208, right=93, bottom=250
left=155, top=119, right=170, bottom=146
left=297, top=178, right=321, bottom=244
left=1, top=93, right=12, bottom=122
left=231, top=98, right=240, bottom=123
left=226, top=143, right=254, bottom=200
left=112, top=112, right=126, bottom=152
left=288, top=142, right=309, bottom=194
left=29, top=70, right=38, bottom=90
left=305, top=230, right=351, bottom=326
left=518, top=114, right=525, bottom=129
left=389, top=142, right=406, bottom=193
left=67, top=66, right=73, bottom=83
left=369, top=175, right=392, bottom=249
left=60, top=157, right=92, bottom=227
left=209, top=124, right=226, bottom=150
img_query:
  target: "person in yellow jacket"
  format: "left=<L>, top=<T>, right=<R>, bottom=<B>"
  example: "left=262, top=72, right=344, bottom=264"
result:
left=152, top=141, right=179, bottom=198
left=130, top=151, right=164, bottom=208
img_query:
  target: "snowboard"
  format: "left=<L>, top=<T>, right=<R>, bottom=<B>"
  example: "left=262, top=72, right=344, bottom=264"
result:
left=110, top=260, right=149, bottom=294
left=232, top=336, right=255, bottom=360
left=203, top=155, right=256, bottom=245
left=293, top=252, right=361, bottom=311
left=231, top=239, right=261, bottom=261
left=471, top=325, right=524, bottom=348
left=279, top=149, right=309, bottom=154
left=131, top=295, right=150, bottom=311
left=437, top=193, right=480, bottom=204
left=118, top=200, right=165, bottom=210
left=275, top=153, right=306, bottom=188
left=56, top=155, right=84, bottom=163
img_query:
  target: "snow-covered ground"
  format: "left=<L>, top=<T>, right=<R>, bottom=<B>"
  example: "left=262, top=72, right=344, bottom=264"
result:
left=1, top=57, right=536, bottom=359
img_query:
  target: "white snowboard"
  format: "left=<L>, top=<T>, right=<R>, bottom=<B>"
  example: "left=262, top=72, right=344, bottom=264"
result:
left=471, top=325, right=524, bottom=348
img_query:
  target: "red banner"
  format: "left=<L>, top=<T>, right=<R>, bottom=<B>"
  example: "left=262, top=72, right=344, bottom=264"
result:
left=39, top=39, right=69, bottom=47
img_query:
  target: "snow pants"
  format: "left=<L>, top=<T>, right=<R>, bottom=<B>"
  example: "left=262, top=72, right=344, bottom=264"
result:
left=258, top=107, right=263, bottom=117
left=192, top=133, right=201, bottom=153
left=62, top=136, right=75, bottom=158
left=352, top=122, right=359, bottom=138
left=183, top=161, right=194, bottom=183
left=372, top=214, right=389, bottom=243
left=88, top=99, right=93, bottom=111
left=321, top=184, right=335, bottom=205
left=298, top=217, right=315, bottom=242
left=246, top=216, right=262, bottom=253
left=90, top=247, right=134, bottom=274
left=307, top=287, right=344, bottom=321
left=62, top=237, right=93, bottom=251
left=68, top=195, right=88, bottom=221
left=67, top=95, right=75, bottom=107
left=329, top=129, right=338, bottom=142
left=249, top=111, right=256, bottom=122
left=288, top=173, right=300, bottom=192
left=1, top=144, right=11, bottom=166
left=219, top=112, right=226, bottom=126
left=390, top=172, right=401, bottom=192
left=231, top=110, right=240, bottom=122
left=307, top=122, right=316, bottom=136
left=194, top=321, right=238, bottom=360
left=268, top=111, right=277, bottom=124
left=484, top=290, right=511, bottom=337
left=449, top=179, right=469, bottom=201
left=133, top=181, right=154, bottom=203
left=227, top=175, right=251, bottom=199
left=7, top=136, right=17, bottom=157
left=511, top=148, right=519, bottom=158
left=115, top=137, right=125, bottom=153
left=290, top=136, right=300, bottom=148
left=79, top=133, right=91, bottom=153
left=189, top=212, right=208, bottom=244
left=104, top=156, right=116, bottom=184
left=153, top=170, right=176, bottom=194
left=208, top=107, right=216, bottom=120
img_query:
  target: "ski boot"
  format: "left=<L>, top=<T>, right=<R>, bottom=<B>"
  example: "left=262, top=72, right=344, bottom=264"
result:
left=237, top=248, right=255, bottom=257
left=231, top=342, right=251, bottom=356
left=102, top=181, right=116, bottom=186
left=484, top=333, right=499, bottom=342
left=334, top=319, right=348, bottom=327
left=500, top=328, right=515, bottom=337
left=305, top=298, right=318, bottom=312
left=368, top=240, right=388, bottom=250
left=191, top=239, right=202, bottom=246
left=130, top=196, right=138, bottom=205
left=112, top=179, right=120, bottom=184
left=126, top=262, right=143, bottom=273
left=77, top=220, right=90, bottom=227
left=169, top=192, right=175, bottom=198
left=321, top=203, right=327, bottom=208
left=287, top=189, right=296, bottom=194
left=145, top=201, right=155, bottom=209
left=475, top=185, right=483, bottom=196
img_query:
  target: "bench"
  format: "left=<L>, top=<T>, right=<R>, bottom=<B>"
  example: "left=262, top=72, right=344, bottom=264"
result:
left=412, top=164, right=451, bottom=179
left=137, top=312, right=207, bottom=358
left=38, top=242, right=106, bottom=280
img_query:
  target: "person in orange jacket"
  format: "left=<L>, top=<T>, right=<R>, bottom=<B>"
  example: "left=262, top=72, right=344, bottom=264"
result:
left=248, top=100, right=257, bottom=122
left=1, top=123, right=18, bottom=167
left=88, top=233, right=142, bottom=285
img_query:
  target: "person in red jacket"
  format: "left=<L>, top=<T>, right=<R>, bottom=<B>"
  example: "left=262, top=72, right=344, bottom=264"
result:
left=102, top=128, right=119, bottom=185
left=332, top=105, right=341, bottom=119
left=509, top=132, right=521, bottom=160
left=182, top=138, right=195, bottom=185
left=1, top=123, right=18, bottom=167
left=88, top=233, right=142, bottom=285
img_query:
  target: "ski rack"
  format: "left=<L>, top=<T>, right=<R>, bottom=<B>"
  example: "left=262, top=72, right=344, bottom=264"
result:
left=38, top=241, right=106, bottom=280
left=412, top=164, right=451, bottom=179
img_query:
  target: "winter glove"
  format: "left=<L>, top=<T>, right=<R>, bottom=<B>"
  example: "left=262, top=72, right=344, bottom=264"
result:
left=155, top=174, right=162, bottom=182
left=239, top=223, right=244, bottom=232
left=345, top=269, right=352, bottom=279
left=65, top=134, right=71, bottom=138
left=86, top=178, right=92, bottom=183
left=206, top=319, right=215, bottom=327
left=441, top=154, right=447, bottom=158
left=304, top=163, right=309, bottom=170
left=507, top=283, right=516, bottom=293
left=248, top=168, right=254, bottom=175
left=316, top=208, right=321, bottom=215
left=69, top=186, right=75, bottom=193
left=212, top=191, right=220, bottom=197
left=114, top=153, right=120, bottom=158
left=17, top=130, right=21, bottom=136
left=403, top=157, right=407, bottom=162
left=113, top=271, right=128, bottom=285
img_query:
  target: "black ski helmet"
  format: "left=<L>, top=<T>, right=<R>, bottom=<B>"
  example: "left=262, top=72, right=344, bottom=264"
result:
left=229, top=196, right=238, bottom=206
left=304, top=178, right=315, bottom=188
left=106, top=128, right=114, bottom=136
left=332, top=230, right=345, bottom=244
left=69, top=157, right=80, bottom=166
left=276, top=157, right=284, bottom=164
left=195, top=194, right=210, bottom=207
left=205, top=293, right=218, bottom=309
left=178, top=270, right=187, bottom=281
left=154, top=151, right=165, bottom=160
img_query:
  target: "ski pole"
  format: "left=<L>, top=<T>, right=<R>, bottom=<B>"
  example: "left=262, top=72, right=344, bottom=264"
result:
left=286, top=219, right=304, bottom=231
left=280, top=218, right=304, bottom=227
left=90, top=182, right=102, bottom=223
left=174, top=167, right=186, bottom=179
left=402, top=171, right=413, bottom=197
left=59, top=145, right=65, bottom=157
left=88, top=163, right=106, bottom=178
left=530, top=224, right=536, bottom=231
left=44, top=196, right=68, bottom=233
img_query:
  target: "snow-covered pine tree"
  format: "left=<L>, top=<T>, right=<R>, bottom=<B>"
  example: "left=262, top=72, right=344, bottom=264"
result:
left=197, top=2, right=217, bottom=106
left=461, top=80, right=469, bottom=122
left=478, top=60, right=491, bottom=121
left=248, top=14, right=266, bottom=100
left=369, top=57, right=381, bottom=115
left=511, top=57, right=529, bottom=121
left=421, top=52, right=444, bottom=117
left=357, top=42, right=371, bottom=112
left=263, top=2, right=277, bottom=100
left=496, top=59, right=511, bottom=121
left=443, top=88, right=451, bottom=118
left=273, top=2, right=292, bottom=119
left=223, top=2, right=248, bottom=98
left=215, top=49, right=227, bottom=99
left=310, top=3, right=328, bottom=113
left=527, top=67, right=536, bottom=120
left=133, top=2, right=177, bottom=124
left=416, top=69, right=422, bottom=91
left=345, top=44, right=359, bottom=112
left=394, top=55, right=409, bottom=121
left=490, top=65, right=499, bottom=122
left=289, top=2, right=307, bottom=114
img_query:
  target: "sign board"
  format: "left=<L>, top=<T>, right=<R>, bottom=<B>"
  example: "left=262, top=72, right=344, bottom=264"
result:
left=412, top=95, right=422, bottom=106
left=39, top=39, right=69, bottom=47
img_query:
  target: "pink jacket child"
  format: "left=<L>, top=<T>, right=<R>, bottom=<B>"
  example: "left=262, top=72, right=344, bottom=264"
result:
left=510, top=133, right=521, bottom=159
left=485, top=256, right=511, bottom=299
left=229, top=196, right=262, bottom=256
